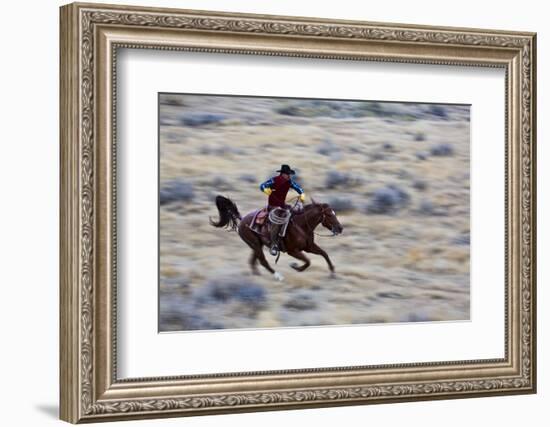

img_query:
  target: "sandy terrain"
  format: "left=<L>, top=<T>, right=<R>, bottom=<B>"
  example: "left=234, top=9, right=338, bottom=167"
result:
left=158, top=94, right=470, bottom=332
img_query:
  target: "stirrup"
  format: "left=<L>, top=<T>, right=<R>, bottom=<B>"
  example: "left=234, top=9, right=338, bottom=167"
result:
left=269, top=245, right=279, bottom=256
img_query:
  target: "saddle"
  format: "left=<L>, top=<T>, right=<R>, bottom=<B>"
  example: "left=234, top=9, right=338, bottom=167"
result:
left=250, top=207, right=292, bottom=241
left=254, top=208, right=268, bottom=226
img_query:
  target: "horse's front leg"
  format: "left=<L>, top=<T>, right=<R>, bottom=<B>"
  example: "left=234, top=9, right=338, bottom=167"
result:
left=305, top=243, right=335, bottom=274
left=288, top=250, right=311, bottom=272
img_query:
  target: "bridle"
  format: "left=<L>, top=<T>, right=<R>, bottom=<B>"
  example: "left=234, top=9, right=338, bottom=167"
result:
left=303, top=204, right=338, bottom=237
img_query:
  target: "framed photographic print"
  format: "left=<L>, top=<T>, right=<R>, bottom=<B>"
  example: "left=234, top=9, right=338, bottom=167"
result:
left=59, top=2, right=537, bottom=423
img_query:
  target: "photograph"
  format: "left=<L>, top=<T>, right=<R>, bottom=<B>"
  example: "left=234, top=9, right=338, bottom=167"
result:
left=158, top=93, right=471, bottom=332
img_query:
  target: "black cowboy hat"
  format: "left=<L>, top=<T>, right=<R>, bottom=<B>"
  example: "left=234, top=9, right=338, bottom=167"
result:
left=276, top=164, right=296, bottom=175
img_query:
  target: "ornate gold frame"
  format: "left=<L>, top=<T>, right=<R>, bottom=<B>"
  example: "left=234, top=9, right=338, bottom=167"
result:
left=60, top=2, right=537, bottom=423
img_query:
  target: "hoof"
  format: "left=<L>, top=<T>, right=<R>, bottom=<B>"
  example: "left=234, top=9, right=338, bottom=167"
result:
left=329, top=271, right=337, bottom=279
left=252, top=269, right=260, bottom=276
left=273, top=271, right=285, bottom=281
left=289, top=262, right=300, bottom=271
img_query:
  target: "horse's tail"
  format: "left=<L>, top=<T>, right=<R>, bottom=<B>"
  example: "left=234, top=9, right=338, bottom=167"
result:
left=210, top=195, right=242, bottom=231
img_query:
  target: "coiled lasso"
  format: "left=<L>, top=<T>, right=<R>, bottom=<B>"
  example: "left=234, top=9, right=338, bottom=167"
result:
left=268, top=207, right=291, bottom=225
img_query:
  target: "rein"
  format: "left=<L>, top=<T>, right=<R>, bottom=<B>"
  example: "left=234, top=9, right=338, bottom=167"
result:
left=314, top=230, right=338, bottom=237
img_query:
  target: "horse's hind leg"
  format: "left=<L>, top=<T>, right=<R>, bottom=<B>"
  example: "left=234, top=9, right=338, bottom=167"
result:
left=239, top=220, right=282, bottom=281
left=256, top=249, right=274, bottom=274
left=306, top=243, right=335, bottom=274
left=256, top=249, right=284, bottom=281
left=249, top=252, right=260, bottom=275
left=288, top=250, right=311, bottom=272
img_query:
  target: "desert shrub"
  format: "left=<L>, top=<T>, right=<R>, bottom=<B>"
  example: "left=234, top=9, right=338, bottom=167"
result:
left=179, top=112, right=225, bottom=127
left=412, top=180, right=428, bottom=191
left=414, top=131, right=427, bottom=141
left=358, top=101, right=384, bottom=116
left=403, top=311, right=433, bottom=322
left=328, top=197, right=355, bottom=213
left=275, top=105, right=301, bottom=116
left=283, top=292, right=318, bottom=311
left=370, top=151, right=387, bottom=161
left=376, top=291, right=404, bottom=299
left=428, top=104, right=449, bottom=119
left=275, top=101, right=361, bottom=119
left=317, top=138, right=339, bottom=156
left=239, top=174, right=257, bottom=183
left=416, top=199, right=449, bottom=217
left=159, top=94, right=186, bottom=106
left=418, top=200, right=435, bottom=215
left=160, top=278, right=268, bottom=331
left=212, top=176, right=232, bottom=191
left=195, top=278, right=267, bottom=310
left=159, top=293, right=223, bottom=331
left=160, top=276, right=191, bottom=293
left=357, top=102, right=418, bottom=120
left=325, top=171, right=349, bottom=189
left=430, top=143, right=454, bottom=156
left=365, top=185, right=410, bottom=214
left=159, top=180, right=194, bottom=205
left=452, top=233, right=470, bottom=245
left=325, top=171, right=362, bottom=189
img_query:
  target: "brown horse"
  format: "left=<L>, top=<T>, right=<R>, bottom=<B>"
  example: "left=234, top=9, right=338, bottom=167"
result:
left=210, top=195, right=343, bottom=281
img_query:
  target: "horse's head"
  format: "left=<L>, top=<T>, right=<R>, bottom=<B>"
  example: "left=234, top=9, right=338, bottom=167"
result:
left=312, top=201, right=343, bottom=236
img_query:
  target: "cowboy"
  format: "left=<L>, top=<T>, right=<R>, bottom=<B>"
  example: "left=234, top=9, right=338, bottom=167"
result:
left=259, top=164, right=306, bottom=256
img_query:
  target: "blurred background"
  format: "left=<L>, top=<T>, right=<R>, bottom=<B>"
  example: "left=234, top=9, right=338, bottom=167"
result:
left=158, top=93, right=470, bottom=332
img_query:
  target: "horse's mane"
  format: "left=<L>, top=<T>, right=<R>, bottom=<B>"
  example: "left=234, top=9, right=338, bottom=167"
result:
left=295, top=202, right=328, bottom=215
left=302, top=202, right=328, bottom=210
